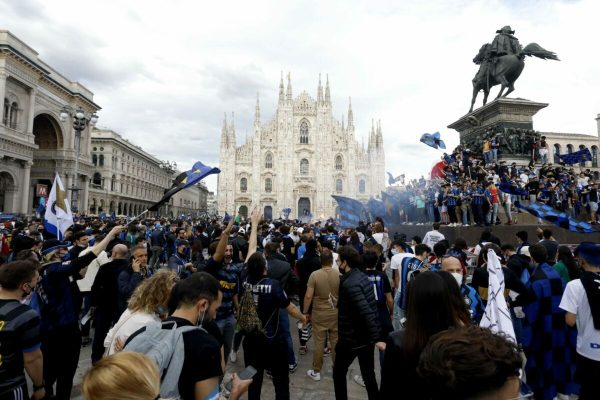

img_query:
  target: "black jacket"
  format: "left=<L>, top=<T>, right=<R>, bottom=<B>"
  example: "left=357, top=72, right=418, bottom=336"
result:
left=91, top=258, right=129, bottom=319
left=296, top=250, right=321, bottom=308
left=380, top=330, right=428, bottom=399
left=267, top=256, right=299, bottom=296
left=337, top=268, right=381, bottom=347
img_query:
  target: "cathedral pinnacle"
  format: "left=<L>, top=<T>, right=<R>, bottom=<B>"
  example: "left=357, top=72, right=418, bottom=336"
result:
left=347, top=97, right=354, bottom=128
left=286, top=72, right=292, bottom=102
left=279, top=71, right=284, bottom=103
left=317, top=73, right=323, bottom=105
left=254, top=93, right=261, bottom=127
left=325, top=74, right=331, bottom=106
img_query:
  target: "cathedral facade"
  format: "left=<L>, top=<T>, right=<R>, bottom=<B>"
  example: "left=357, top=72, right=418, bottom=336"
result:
left=218, top=73, right=385, bottom=220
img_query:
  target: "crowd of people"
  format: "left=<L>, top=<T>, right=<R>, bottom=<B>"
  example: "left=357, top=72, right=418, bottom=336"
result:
left=386, top=141, right=599, bottom=226
left=0, top=211, right=599, bottom=400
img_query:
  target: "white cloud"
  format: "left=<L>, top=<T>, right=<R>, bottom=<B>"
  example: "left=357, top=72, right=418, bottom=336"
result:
left=1, top=0, right=598, bottom=192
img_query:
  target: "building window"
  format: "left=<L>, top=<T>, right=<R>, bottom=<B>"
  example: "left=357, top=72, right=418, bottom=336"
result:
left=579, top=145, right=586, bottom=166
left=567, top=144, right=574, bottom=154
left=299, top=120, right=309, bottom=144
left=592, top=146, right=598, bottom=168
left=359, top=179, right=366, bottom=193
left=92, top=154, right=98, bottom=166
left=9, top=101, right=18, bottom=129
left=2, top=99, right=9, bottom=125
left=111, top=175, right=116, bottom=191
left=92, top=172, right=102, bottom=186
left=336, top=178, right=343, bottom=193
left=99, top=154, right=104, bottom=166
left=265, top=178, right=272, bottom=193
left=335, top=155, right=343, bottom=170
left=300, top=159, right=309, bottom=175
left=265, top=152, right=273, bottom=169
left=240, top=177, right=247, bottom=192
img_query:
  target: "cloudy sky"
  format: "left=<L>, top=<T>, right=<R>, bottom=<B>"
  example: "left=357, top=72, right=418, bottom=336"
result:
left=1, top=0, right=598, bottom=192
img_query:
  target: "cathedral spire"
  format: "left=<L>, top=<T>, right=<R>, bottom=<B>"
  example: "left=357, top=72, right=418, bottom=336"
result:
left=347, top=97, right=354, bottom=129
left=325, top=74, right=331, bottom=106
left=341, top=114, right=345, bottom=131
left=278, top=72, right=285, bottom=104
left=221, top=112, right=229, bottom=147
left=317, top=73, right=323, bottom=105
left=286, top=72, right=292, bottom=102
left=254, top=92, right=261, bottom=128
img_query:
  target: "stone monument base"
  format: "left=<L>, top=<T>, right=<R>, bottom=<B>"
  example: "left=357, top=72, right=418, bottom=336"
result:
left=448, top=97, right=548, bottom=161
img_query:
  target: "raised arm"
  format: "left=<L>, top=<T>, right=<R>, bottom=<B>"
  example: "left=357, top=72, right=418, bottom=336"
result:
left=245, top=208, right=261, bottom=263
left=213, top=217, right=234, bottom=263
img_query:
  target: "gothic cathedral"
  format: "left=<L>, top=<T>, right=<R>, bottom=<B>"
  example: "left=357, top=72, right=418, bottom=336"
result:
left=218, top=73, right=385, bottom=220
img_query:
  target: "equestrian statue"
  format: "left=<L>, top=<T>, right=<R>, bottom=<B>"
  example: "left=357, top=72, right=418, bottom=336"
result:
left=469, top=26, right=559, bottom=113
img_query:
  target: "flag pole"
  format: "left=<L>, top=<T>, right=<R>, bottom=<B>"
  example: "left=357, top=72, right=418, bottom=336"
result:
left=130, top=209, right=149, bottom=224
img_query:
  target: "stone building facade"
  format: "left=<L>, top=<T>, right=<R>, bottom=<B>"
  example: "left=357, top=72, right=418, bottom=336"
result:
left=88, top=129, right=172, bottom=217
left=89, top=129, right=209, bottom=218
left=218, top=74, right=386, bottom=219
left=0, top=30, right=100, bottom=214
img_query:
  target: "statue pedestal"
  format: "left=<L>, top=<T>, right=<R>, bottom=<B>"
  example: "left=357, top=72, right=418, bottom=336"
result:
left=447, top=97, right=548, bottom=161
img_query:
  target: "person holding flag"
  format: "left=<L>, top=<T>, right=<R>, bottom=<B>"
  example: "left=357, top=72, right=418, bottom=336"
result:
left=43, top=173, right=74, bottom=239
left=38, top=225, right=126, bottom=399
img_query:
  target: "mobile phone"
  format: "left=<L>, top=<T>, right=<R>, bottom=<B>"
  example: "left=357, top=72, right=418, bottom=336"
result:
left=225, top=365, right=257, bottom=392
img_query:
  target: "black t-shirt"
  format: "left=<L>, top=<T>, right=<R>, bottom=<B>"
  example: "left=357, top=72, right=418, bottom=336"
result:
left=0, top=300, right=41, bottom=393
left=240, top=277, right=290, bottom=339
left=281, top=236, right=295, bottom=264
left=165, top=316, right=222, bottom=400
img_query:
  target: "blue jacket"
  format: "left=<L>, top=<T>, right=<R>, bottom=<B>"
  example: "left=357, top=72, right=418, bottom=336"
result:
left=38, top=251, right=97, bottom=332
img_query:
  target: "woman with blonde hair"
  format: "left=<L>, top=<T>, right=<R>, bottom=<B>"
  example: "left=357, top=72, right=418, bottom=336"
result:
left=83, top=352, right=160, bottom=400
left=104, top=269, right=177, bottom=356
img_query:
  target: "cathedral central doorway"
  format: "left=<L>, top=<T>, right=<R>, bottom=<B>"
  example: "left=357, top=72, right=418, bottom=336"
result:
left=263, top=206, right=272, bottom=220
left=298, top=197, right=311, bottom=220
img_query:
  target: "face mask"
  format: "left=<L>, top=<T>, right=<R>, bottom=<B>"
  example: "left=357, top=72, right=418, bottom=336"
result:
left=451, top=272, right=463, bottom=287
left=391, top=249, right=399, bottom=255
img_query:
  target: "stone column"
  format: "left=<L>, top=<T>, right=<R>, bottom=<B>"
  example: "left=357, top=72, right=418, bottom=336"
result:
left=21, top=160, right=33, bottom=214
left=0, top=70, right=7, bottom=124
left=27, top=88, right=36, bottom=137
left=81, top=176, right=89, bottom=214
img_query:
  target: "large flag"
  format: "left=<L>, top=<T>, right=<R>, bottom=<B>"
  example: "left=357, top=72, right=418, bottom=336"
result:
left=332, top=195, right=366, bottom=228
left=43, top=173, right=74, bottom=239
left=514, top=201, right=599, bottom=234
left=366, top=197, right=386, bottom=220
left=420, top=131, right=446, bottom=150
left=498, top=182, right=529, bottom=197
left=558, top=148, right=592, bottom=165
left=148, top=161, right=220, bottom=212
left=480, top=249, right=516, bottom=342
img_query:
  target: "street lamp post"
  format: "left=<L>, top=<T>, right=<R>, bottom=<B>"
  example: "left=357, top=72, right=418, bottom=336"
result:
left=159, top=160, right=177, bottom=217
left=60, top=106, right=98, bottom=214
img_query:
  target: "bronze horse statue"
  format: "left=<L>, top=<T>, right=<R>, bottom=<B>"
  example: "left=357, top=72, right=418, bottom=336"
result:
left=469, top=43, right=559, bottom=112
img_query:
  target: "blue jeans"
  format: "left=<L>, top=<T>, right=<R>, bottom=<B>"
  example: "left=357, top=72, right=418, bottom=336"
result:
left=279, top=309, right=296, bottom=365
left=483, top=151, right=492, bottom=164
left=486, top=203, right=499, bottom=225
left=491, top=148, right=498, bottom=162
left=426, top=204, right=435, bottom=222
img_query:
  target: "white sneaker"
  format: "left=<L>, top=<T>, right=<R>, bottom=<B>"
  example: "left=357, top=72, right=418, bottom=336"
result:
left=229, top=351, right=237, bottom=363
left=307, top=369, right=321, bottom=381
left=353, top=375, right=365, bottom=387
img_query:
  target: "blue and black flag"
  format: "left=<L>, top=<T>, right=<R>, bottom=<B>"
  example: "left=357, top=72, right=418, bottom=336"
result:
left=514, top=201, right=599, bottom=234
left=148, top=161, right=221, bottom=212
left=499, top=182, right=529, bottom=197
left=558, top=148, right=592, bottom=165
left=367, top=197, right=386, bottom=220
left=332, top=195, right=366, bottom=228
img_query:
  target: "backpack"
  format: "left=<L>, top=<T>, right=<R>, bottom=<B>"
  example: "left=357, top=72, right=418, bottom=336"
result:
left=238, top=283, right=263, bottom=334
left=124, top=320, right=201, bottom=399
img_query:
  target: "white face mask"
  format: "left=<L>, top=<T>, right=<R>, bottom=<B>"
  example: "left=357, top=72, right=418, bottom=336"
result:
left=451, top=272, right=463, bottom=287
left=391, top=249, right=399, bottom=255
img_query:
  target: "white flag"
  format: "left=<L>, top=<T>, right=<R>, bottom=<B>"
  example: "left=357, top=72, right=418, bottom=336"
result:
left=480, top=249, right=516, bottom=342
left=43, top=173, right=73, bottom=239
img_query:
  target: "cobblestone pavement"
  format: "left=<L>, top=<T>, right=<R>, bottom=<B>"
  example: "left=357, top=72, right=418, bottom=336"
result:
left=70, top=318, right=379, bottom=399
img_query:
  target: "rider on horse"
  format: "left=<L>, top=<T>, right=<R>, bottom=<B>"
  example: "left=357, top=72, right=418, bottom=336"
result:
left=472, top=26, right=522, bottom=91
